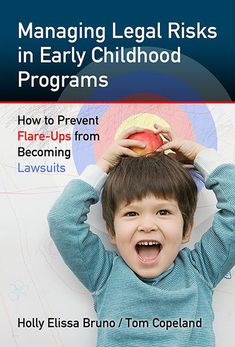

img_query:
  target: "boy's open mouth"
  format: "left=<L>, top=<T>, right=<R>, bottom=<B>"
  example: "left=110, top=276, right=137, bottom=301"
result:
left=135, top=240, right=162, bottom=264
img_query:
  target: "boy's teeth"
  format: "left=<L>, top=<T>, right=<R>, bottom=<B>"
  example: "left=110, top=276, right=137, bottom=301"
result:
left=138, top=241, right=159, bottom=246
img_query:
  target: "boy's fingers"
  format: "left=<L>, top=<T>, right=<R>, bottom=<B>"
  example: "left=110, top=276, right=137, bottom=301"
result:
left=154, top=124, right=175, bottom=140
left=119, top=139, right=146, bottom=148
left=119, top=127, right=145, bottom=139
left=154, top=124, right=171, bottom=133
left=156, top=140, right=179, bottom=152
left=121, top=147, right=139, bottom=157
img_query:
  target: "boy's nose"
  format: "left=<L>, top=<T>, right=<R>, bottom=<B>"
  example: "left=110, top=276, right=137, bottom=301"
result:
left=137, top=219, right=158, bottom=233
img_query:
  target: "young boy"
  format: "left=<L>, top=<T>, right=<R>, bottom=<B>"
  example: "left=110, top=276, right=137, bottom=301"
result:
left=48, top=125, right=235, bottom=347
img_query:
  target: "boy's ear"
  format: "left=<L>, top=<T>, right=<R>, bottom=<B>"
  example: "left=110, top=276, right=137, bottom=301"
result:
left=181, top=221, right=194, bottom=244
left=106, top=223, right=116, bottom=245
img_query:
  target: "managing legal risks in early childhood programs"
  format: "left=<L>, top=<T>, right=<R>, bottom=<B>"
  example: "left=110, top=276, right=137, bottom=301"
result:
left=18, top=21, right=217, bottom=92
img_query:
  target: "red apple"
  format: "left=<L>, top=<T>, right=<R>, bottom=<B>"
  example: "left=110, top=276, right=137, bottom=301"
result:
left=128, top=129, right=163, bottom=155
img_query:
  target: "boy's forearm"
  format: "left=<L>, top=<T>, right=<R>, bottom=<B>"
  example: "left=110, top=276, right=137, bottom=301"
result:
left=191, top=148, right=235, bottom=288
left=194, top=148, right=226, bottom=179
left=190, top=161, right=235, bottom=287
left=79, top=164, right=108, bottom=191
left=48, top=178, right=113, bottom=292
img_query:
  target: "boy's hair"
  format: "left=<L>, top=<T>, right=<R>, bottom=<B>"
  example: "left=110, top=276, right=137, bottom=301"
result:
left=101, top=154, right=198, bottom=236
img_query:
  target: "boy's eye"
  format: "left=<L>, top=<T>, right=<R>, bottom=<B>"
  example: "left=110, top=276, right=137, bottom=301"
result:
left=125, top=211, right=138, bottom=217
left=157, top=209, right=170, bottom=216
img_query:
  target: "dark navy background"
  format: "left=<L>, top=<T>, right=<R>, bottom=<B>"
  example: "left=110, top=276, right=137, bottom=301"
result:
left=0, top=0, right=234, bottom=101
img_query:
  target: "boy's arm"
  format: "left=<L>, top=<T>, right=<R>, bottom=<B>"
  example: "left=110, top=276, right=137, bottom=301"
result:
left=189, top=149, right=235, bottom=287
left=154, top=125, right=235, bottom=287
left=48, top=127, right=145, bottom=293
left=48, top=165, right=115, bottom=294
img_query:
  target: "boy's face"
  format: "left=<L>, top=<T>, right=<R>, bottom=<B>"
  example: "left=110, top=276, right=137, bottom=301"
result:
left=109, top=195, right=192, bottom=279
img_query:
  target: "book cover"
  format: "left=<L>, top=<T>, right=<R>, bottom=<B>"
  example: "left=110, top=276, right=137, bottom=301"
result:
left=0, top=1, right=234, bottom=346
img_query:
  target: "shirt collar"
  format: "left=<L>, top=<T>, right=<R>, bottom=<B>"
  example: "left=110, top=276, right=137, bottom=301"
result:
left=139, top=263, right=175, bottom=284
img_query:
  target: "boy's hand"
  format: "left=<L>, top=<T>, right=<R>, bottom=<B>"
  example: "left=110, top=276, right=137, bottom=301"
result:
left=154, top=124, right=207, bottom=162
left=97, top=127, right=146, bottom=173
